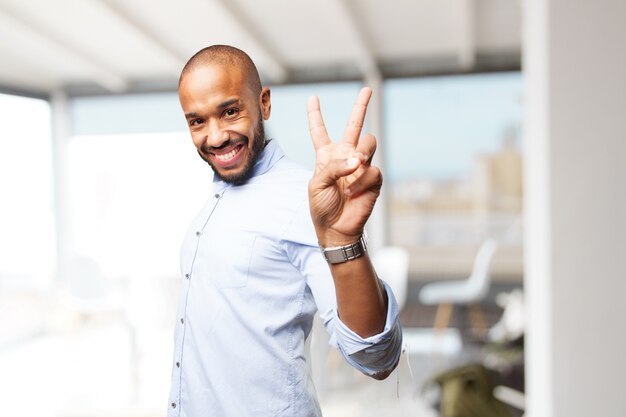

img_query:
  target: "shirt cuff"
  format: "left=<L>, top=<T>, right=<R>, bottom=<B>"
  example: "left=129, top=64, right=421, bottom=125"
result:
left=331, top=281, right=400, bottom=354
left=329, top=281, right=403, bottom=376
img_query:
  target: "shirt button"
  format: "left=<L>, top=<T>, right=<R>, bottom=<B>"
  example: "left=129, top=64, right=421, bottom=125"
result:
left=180, top=318, right=184, bottom=324
left=214, top=193, right=220, bottom=199
left=195, top=231, right=201, bottom=236
left=171, top=403, right=176, bottom=408
left=176, top=362, right=180, bottom=368
left=185, top=273, right=190, bottom=279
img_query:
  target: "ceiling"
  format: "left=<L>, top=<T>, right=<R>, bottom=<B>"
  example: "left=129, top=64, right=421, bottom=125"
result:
left=0, top=0, right=521, bottom=97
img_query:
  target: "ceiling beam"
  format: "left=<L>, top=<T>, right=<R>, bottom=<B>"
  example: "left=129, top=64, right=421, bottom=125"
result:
left=210, top=0, right=287, bottom=83
left=0, top=39, right=58, bottom=94
left=459, top=0, right=476, bottom=69
left=96, top=0, right=187, bottom=74
left=331, top=0, right=381, bottom=81
left=0, top=4, right=127, bottom=93
left=0, top=85, right=48, bottom=100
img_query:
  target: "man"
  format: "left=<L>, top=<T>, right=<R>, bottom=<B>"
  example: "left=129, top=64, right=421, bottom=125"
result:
left=169, top=45, right=402, bottom=417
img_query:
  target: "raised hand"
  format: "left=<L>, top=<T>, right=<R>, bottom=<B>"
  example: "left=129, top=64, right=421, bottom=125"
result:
left=307, top=87, right=382, bottom=247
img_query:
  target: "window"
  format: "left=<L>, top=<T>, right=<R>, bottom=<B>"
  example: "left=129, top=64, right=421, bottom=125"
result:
left=384, top=73, right=523, bottom=278
left=0, top=93, right=53, bottom=344
left=67, top=132, right=209, bottom=278
left=266, top=82, right=363, bottom=169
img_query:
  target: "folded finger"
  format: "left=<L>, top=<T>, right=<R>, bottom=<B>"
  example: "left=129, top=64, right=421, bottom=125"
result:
left=345, top=166, right=383, bottom=198
left=356, top=133, right=377, bottom=166
left=310, top=156, right=362, bottom=190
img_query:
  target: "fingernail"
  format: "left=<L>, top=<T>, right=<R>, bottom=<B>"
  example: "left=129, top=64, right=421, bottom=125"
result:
left=346, top=157, right=359, bottom=167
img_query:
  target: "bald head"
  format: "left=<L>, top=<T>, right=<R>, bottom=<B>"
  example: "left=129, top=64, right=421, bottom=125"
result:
left=179, top=45, right=262, bottom=95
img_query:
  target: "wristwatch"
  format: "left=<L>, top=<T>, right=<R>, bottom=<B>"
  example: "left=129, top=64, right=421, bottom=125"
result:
left=320, top=234, right=368, bottom=264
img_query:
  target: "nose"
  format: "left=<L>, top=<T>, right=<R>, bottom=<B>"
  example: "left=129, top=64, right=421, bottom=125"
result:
left=202, top=119, right=230, bottom=149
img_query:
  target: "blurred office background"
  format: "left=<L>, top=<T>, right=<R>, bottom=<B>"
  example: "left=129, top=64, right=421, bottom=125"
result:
left=0, top=1, right=624, bottom=416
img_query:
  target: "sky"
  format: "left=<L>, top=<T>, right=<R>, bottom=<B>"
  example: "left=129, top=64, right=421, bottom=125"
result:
left=384, top=72, right=523, bottom=182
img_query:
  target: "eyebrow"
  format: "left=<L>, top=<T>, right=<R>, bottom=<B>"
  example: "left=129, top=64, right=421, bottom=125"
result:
left=184, top=98, right=241, bottom=120
left=217, top=98, right=240, bottom=109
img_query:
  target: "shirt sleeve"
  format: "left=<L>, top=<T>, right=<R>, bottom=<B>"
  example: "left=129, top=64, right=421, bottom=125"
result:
left=327, top=281, right=403, bottom=376
left=279, top=198, right=403, bottom=377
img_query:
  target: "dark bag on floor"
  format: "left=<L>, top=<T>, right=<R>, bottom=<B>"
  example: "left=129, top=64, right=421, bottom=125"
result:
left=430, top=364, right=515, bottom=417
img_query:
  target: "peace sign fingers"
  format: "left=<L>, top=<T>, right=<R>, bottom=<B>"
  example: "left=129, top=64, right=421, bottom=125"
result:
left=342, top=87, right=372, bottom=147
left=307, top=95, right=331, bottom=151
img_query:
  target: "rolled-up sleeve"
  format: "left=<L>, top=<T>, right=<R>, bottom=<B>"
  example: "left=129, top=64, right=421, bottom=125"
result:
left=327, top=281, right=403, bottom=376
left=280, top=199, right=403, bottom=377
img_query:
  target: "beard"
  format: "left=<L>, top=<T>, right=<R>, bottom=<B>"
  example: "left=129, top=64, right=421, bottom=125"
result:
left=198, top=118, right=267, bottom=186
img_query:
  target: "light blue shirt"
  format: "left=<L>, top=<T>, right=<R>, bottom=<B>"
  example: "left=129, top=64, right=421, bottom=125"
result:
left=168, top=140, right=402, bottom=417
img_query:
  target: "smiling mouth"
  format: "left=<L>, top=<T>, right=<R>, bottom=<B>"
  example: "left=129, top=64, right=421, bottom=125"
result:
left=210, top=143, right=245, bottom=167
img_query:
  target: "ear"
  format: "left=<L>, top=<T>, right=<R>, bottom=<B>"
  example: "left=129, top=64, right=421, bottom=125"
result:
left=260, top=87, right=271, bottom=120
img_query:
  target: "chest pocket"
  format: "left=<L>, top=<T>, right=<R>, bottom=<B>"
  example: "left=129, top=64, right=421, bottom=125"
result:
left=204, top=231, right=257, bottom=288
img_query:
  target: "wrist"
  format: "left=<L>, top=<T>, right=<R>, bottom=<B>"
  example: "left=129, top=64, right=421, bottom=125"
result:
left=314, top=227, right=364, bottom=248
left=320, top=233, right=368, bottom=264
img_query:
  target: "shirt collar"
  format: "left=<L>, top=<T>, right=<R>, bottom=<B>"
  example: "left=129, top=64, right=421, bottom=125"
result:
left=212, top=139, right=285, bottom=191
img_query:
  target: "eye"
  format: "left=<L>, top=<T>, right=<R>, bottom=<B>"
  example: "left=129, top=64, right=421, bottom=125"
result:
left=224, top=108, right=239, bottom=118
left=189, top=118, right=203, bottom=127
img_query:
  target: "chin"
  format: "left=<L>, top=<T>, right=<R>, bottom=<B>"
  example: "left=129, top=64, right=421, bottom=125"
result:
left=211, top=163, right=254, bottom=185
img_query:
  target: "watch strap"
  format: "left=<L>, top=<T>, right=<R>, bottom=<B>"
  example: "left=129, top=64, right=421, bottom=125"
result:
left=320, top=234, right=368, bottom=264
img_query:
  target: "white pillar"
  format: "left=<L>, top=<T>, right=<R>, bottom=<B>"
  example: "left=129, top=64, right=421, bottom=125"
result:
left=524, top=1, right=626, bottom=416
left=50, top=90, right=73, bottom=282
left=364, top=72, right=389, bottom=251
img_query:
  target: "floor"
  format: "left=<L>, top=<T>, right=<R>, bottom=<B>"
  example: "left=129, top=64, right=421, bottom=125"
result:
left=317, top=327, right=472, bottom=417
left=0, top=286, right=515, bottom=417
left=0, top=324, right=474, bottom=417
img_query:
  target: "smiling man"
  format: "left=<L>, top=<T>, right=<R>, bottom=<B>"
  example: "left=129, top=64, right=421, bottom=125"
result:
left=179, top=52, right=269, bottom=185
left=169, top=45, right=402, bottom=417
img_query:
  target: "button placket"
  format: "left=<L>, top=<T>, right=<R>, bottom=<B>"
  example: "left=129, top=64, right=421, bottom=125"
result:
left=171, top=186, right=225, bottom=412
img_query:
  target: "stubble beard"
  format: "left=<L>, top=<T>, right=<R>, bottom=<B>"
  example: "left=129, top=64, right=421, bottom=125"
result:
left=199, top=119, right=267, bottom=186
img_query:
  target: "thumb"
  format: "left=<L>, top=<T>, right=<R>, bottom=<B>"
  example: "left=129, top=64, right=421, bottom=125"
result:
left=312, top=156, right=362, bottom=188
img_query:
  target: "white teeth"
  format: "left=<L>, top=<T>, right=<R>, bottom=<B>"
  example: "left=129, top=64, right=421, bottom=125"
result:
left=215, top=148, right=238, bottom=161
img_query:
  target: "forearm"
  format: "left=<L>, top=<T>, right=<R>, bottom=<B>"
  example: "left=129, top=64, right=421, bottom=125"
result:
left=328, top=253, right=387, bottom=338
left=307, top=86, right=389, bottom=340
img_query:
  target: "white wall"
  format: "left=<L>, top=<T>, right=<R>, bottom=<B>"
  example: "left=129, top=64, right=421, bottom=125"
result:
left=524, top=1, right=626, bottom=416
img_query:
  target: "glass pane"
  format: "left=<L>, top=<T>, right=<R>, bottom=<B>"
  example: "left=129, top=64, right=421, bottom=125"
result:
left=384, top=72, right=523, bottom=278
left=0, top=93, right=53, bottom=345
left=267, top=82, right=363, bottom=170
left=0, top=94, right=54, bottom=283
left=67, top=132, right=210, bottom=278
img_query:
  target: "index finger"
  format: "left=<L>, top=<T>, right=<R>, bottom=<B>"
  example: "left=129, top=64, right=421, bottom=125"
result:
left=342, top=87, right=372, bottom=146
left=307, top=96, right=331, bottom=150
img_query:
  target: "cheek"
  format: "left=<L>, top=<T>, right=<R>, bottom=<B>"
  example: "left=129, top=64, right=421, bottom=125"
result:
left=244, top=124, right=259, bottom=147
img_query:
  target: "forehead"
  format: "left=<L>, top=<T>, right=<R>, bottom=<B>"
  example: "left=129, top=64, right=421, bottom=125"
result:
left=178, top=64, right=253, bottom=108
